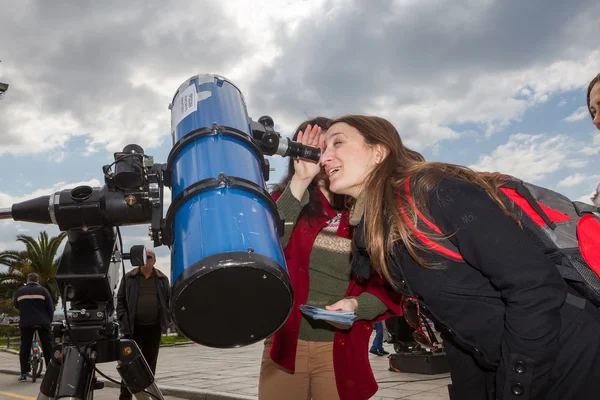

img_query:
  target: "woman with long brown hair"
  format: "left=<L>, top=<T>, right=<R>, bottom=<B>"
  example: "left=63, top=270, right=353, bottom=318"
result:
left=319, top=115, right=600, bottom=400
left=258, top=117, right=402, bottom=400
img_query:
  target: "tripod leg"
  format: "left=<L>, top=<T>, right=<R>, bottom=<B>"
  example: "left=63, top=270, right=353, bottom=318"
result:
left=37, top=344, right=63, bottom=400
left=54, top=344, right=95, bottom=400
left=116, top=339, right=165, bottom=400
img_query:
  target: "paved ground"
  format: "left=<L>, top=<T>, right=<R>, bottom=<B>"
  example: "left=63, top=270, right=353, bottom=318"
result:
left=0, top=342, right=451, bottom=399
left=0, top=372, right=185, bottom=400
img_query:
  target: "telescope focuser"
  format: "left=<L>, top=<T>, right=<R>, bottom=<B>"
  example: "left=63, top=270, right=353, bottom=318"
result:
left=251, top=115, right=321, bottom=162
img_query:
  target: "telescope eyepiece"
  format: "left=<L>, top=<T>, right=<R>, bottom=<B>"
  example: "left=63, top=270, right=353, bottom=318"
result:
left=252, top=118, right=321, bottom=163
left=70, top=186, right=94, bottom=202
left=279, top=137, right=321, bottom=162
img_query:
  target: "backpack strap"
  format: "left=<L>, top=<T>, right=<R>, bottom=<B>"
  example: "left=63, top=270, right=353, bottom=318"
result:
left=398, top=177, right=465, bottom=262
left=499, top=179, right=557, bottom=229
left=573, top=201, right=600, bottom=217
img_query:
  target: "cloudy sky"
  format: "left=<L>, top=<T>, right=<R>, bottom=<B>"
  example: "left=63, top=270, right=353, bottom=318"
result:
left=1, top=0, right=599, bottom=278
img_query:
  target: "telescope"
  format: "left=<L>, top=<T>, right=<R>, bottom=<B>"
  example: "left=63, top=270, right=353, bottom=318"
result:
left=0, top=74, right=322, bottom=399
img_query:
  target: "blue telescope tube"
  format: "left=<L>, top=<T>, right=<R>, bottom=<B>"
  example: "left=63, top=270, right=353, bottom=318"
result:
left=166, top=74, right=292, bottom=348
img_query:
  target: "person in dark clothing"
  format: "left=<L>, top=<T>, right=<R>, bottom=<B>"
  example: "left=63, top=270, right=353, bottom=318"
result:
left=116, top=249, right=170, bottom=400
left=13, top=272, right=54, bottom=382
left=369, top=321, right=389, bottom=356
left=319, top=114, right=600, bottom=400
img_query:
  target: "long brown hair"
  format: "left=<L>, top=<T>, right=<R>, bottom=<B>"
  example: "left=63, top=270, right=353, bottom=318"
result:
left=271, top=117, right=346, bottom=221
left=587, top=73, right=600, bottom=118
left=328, top=115, right=516, bottom=285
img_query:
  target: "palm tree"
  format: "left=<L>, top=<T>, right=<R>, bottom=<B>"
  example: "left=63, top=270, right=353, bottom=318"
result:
left=0, top=231, right=67, bottom=306
left=0, top=251, right=32, bottom=301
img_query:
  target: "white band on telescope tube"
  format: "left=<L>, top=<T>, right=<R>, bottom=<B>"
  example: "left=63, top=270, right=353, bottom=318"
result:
left=276, top=137, right=289, bottom=157
left=49, top=193, right=59, bottom=225
left=196, top=74, right=215, bottom=85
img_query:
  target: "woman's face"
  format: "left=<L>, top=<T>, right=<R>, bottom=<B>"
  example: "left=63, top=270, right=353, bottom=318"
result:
left=320, top=122, right=381, bottom=198
left=591, top=83, right=600, bottom=130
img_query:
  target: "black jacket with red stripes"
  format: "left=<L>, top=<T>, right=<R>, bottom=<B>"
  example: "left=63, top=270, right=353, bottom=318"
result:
left=13, top=282, right=54, bottom=328
left=355, top=177, right=600, bottom=400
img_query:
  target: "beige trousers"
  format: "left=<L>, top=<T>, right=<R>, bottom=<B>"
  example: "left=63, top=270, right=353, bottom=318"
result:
left=258, top=338, right=340, bottom=400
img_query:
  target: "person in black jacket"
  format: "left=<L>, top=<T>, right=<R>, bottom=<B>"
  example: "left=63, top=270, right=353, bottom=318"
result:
left=116, top=249, right=170, bottom=400
left=319, top=114, right=600, bottom=400
left=13, top=272, right=54, bottom=382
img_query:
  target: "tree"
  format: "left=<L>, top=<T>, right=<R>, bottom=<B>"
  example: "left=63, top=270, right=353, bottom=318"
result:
left=0, top=281, right=20, bottom=316
left=0, top=231, right=67, bottom=307
left=0, top=249, right=32, bottom=301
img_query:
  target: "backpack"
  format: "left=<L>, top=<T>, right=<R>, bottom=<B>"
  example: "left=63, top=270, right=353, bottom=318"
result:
left=400, top=175, right=600, bottom=307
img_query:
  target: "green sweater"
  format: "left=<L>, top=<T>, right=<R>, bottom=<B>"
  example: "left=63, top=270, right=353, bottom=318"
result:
left=276, top=184, right=387, bottom=342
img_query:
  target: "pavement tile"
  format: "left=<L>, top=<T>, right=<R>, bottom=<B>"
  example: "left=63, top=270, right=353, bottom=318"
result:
left=237, top=386, right=259, bottom=396
left=375, top=388, right=424, bottom=398
left=394, top=382, right=449, bottom=391
left=208, top=383, right=258, bottom=392
left=402, top=393, right=451, bottom=400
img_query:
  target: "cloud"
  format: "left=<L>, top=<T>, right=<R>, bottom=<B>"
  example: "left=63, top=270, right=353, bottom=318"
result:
left=564, top=106, right=590, bottom=122
left=244, top=0, right=600, bottom=145
left=469, top=133, right=586, bottom=182
left=1, top=0, right=599, bottom=158
left=0, top=0, right=298, bottom=154
left=557, top=173, right=600, bottom=188
left=577, top=192, right=596, bottom=205
left=580, top=133, right=600, bottom=155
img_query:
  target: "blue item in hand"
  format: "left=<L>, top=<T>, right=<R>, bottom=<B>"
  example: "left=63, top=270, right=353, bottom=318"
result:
left=299, top=305, right=356, bottom=326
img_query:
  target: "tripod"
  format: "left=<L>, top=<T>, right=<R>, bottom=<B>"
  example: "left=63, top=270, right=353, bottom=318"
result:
left=35, top=226, right=165, bottom=400
left=37, top=301, right=164, bottom=400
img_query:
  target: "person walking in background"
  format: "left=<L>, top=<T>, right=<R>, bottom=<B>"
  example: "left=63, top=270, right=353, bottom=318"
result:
left=116, top=249, right=170, bottom=400
left=13, top=272, right=54, bottom=382
left=369, top=321, right=389, bottom=356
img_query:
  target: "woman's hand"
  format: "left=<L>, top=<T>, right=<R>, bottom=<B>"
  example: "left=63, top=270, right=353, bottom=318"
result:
left=326, top=298, right=359, bottom=313
left=292, top=124, right=323, bottom=181
left=322, top=298, right=359, bottom=331
left=289, top=124, right=323, bottom=200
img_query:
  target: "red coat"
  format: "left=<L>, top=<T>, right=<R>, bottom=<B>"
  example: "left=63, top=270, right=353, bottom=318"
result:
left=270, top=190, right=403, bottom=400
